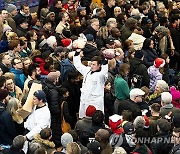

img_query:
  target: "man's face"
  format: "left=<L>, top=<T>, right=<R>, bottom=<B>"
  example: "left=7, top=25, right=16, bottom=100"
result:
left=35, top=67, right=41, bottom=78
left=1, top=10, right=8, bottom=21
left=171, top=131, right=180, bottom=144
left=33, top=96, right=40, bottom=105
left=6, top=79, right=14, bottom=91
left=13, top=59, right=23, bottom=70
left=109, top=0, right=116, bottom=6
left=23, top=59, right=31, bottom=69
left=2, top=55, right=11, bottom=65
left=11, top=9, right=18, bottom=16
left=80, top=10, right=86, bottom=16
left=45, top=22, right=52, bottom=30
left=22, top=6, right=30, bottom=15
left=91, top=21, right=100, bottom=31
left=114, top=8, right=121, bottom=17
left=90, top=61, right=101, bottom=72
left=64, top=13, right=69, bottom=22
left=134, top=95, right=143, bottom=103
left=56, top=1, right=62, bottom=8
left=20, top=22, right=28, bottom=29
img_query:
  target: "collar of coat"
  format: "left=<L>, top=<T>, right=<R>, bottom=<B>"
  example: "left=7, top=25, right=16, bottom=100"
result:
left=161, top=103, right=173, bottom=109
left=34, top=134, right=55, bottom=148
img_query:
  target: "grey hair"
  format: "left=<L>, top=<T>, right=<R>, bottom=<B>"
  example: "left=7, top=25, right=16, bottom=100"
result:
left=12, top=135, right=25, bottom=149
left=107, top=18, right=117, bottom=26
left=155, top=26, right=168, bottom=37
left=133, top=116, right=145, bottom=129
left=28, top=142, right=41, bottom=154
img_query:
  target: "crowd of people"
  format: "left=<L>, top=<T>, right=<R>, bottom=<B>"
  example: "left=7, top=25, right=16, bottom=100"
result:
left=0, top=0, right=180, bottom=153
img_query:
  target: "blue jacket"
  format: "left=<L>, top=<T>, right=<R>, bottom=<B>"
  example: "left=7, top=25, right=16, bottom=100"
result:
left=0, top=102, right=15, bottom=145
left=10, top=68, right=26, bottom=90
left=60, top=58, right=76, bottom=82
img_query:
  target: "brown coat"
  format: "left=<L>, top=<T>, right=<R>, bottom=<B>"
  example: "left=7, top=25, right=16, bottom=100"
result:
left=101, top=143, right=113, bottom=154
left=0, top=17, right=3, bottom=39
left=15, top=86, right=23, bottom=101
left=7, top=13, right=17, bottom=32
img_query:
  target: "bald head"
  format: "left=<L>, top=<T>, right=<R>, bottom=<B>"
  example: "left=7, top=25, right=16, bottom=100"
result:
left=96, top=129, right=110, bottom=143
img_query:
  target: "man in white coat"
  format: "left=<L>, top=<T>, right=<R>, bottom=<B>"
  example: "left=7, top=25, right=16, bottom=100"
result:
left=24, top=90, right=51, bottom=140
left=73, top=50, right=108, bottom=118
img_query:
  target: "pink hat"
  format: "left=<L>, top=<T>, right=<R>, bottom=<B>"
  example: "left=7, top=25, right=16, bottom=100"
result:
left=154, top=58, right=165, bottom=68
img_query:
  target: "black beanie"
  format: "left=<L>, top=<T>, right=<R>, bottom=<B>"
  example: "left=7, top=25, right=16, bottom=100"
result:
left=134, top=50, right=144, bottom=59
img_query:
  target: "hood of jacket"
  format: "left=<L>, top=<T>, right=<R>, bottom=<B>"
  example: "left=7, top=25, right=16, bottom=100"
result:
left=34, top=134, right=55, bottom=148
left=130, top=58, right=143, bottom=68
left=10, top=68, right=23, bottom=74
left=83, top=43, right=98, bottom=54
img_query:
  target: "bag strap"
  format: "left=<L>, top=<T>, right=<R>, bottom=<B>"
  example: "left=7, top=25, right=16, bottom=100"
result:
left=61, top=101, right=64, bottom=121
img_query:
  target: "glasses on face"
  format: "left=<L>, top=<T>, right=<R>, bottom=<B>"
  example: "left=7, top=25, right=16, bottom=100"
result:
left=15, top=61, right=22, bottom=65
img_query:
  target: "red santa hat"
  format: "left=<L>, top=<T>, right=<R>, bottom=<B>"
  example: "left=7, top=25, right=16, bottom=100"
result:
left=109, top=114, right=123, bottom=134
left=86, top=105, right=96, bottom=117
left=154, top=58, right=165, bottom=68
left=61, top=38, right=72, bottom=49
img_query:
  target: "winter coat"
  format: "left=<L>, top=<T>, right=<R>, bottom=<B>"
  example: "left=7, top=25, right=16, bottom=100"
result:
left=160, top=104, right=180, bottom=118
left=151, top=132, right=173, bottom=154
left=101, top=143, right=113, bottom=154
left=73, top=54, right=108, bottom=118
left=120, top=25, right=133, bottom=43
left=14, top=11, right=32, bottom=26
left=82, top=43, right=99, bottom=61
left=24, top=105, right=51, bottom=140
left=149, top=116, right=161, bottom=137
left=16, top=26, right=28, bottom=37
left=62, top=81, right=81, bottom=128
left=170, top=86, right=180, bottom=109
left=60, top=58, right=76, bottom=82
left=114, top=75, right=131, bottom=100
left=0, top=102, right=15, bottom=145
left=2, top=147, right=25, bottom=154
left=148, top=65, right=162, bottom=93
left=42, top=79, right=61, bottom=147
left=10, top=68, right=26, bottom=90
left=7, top=13, right=16, bottom=32
left=75, top=117, right=92, bottom=137
left=114, top=99, right=142, bottom=119
left=0, top=63, right=9, bottom=74
left=133, top=144, right=152, bottom=154
left=129, top=58, right=150, bottom=88
left=108, top=70, right=116, bottom=96
left=32, top=134, right=56, bottom=154
left=83, top=25, right=98, bottom=40
left=9, top=86, right=23, bottom=101
left=142, top=48, right=158, bottom=68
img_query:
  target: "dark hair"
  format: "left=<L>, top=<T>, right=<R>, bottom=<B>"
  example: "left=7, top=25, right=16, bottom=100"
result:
left=20, top=3, right=29, bottom=10
left=53, top=0, right=61, bottom=6
left=157, top=119, right=171, bottom=133
left=0, top=53, right=9, bottom=63
left=150, top=103, right=161, bottom=113
left=142, top=38, right=152, bottom=49
left=11, top=57, right=22, bottom=67
left=40, top=128, right=52, bottom=140
left=119, top=63, right=130, bottom=78
left=160, top=53, right=169, bottom=61
left=26, top=30, right=35, bottom=41
left=37, top=0, right=48, bottom=18
left=135, top=128, right=148, bottom=145
left=28, top=63, right=39, bottom=76
left=92, top=110, right=104, bottom=126
left=123, top=39, right=133, bottom=50
left=59, top=12, right=65, bottom=21
left=116, top=12, right=126, bottom=24
left=0, top=76, right=6, bottom=88
left=59, top=87, right=68, bottom=95
left=122, top=110, right=133, bottom=122
left=0, top=9, right=6, bottom=14
left=67, top=70, right=79, bottom=81
left=91, top=56, right=102, bottom=65
left=125, top=3, right=133, bottom=12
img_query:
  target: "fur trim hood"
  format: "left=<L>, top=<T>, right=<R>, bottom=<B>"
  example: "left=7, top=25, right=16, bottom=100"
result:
left=34, top=134, right=55, bottom=148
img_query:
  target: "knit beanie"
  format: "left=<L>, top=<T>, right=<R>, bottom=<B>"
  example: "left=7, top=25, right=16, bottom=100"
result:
left=61, top=133, right=73, bottom=148
left=6, top=4, right=17, bottom=13
left=0, top=89, right=9, bottom=101
left=3, top=25, right=12, bottom=33
left=47, top=71, right=60, bottom=82
left=86, top=105, right=96, bottom=117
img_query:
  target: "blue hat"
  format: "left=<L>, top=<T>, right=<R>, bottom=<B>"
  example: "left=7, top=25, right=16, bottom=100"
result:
left=33, top=90, right=47, bottom=102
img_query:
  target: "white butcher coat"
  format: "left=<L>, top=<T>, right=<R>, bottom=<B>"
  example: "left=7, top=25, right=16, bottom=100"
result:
left=73, top=55, right=108, bottom=118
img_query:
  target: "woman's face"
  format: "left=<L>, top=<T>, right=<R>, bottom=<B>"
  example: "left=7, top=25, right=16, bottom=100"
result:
left=32, top=32, right=38, bottom=41
left=149, top=40, right=154, bottom=48
left=24, top=59, right=31, bottom=69
left=154, top=84, right=162, bottom=93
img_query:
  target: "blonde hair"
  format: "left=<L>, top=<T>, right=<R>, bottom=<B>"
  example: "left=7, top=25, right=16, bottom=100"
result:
left=4, top=72, right=15, bottom=81
left=66, top=142, right=81, bottom=154
left=7, top=98, right=23, bottom=124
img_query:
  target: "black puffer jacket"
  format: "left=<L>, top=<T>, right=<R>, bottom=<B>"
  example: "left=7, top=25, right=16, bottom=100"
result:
left=82, top=43, right=99, bottom=61
left=129, top=58, right=150, bottom=88
left=42, top=79, right=61, bottom=147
